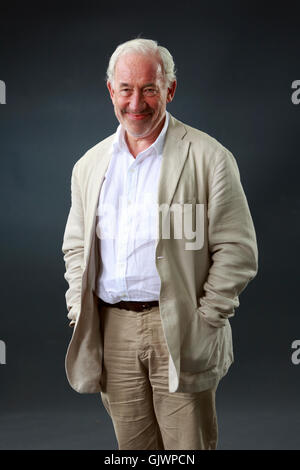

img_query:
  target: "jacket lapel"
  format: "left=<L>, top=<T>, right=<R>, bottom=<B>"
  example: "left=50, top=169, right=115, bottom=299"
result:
left=84, top=136, right=115, bottom=270
left=157, top=113, right=190, bottom=208
left=87, top=136, right=114, bottom=224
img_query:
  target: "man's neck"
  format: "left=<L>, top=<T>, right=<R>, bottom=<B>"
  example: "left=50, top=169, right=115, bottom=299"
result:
left=124, top=115, right=166, bottom=159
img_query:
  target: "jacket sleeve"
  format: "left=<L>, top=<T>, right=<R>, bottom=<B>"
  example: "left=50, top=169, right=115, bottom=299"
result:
left=62, top=161, right=84, bottom=325
left=198, top=149, right=258, bottom=328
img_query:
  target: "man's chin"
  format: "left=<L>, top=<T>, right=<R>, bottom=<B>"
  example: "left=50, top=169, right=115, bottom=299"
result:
left=124, top=122, right=152, bottom=139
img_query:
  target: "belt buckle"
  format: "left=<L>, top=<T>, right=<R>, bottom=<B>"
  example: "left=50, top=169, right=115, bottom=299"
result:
left=141, top=303, right=152, bottom=311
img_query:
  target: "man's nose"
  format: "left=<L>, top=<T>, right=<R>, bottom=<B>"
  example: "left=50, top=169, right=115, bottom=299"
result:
left=129, top=90, right=146, bottom=112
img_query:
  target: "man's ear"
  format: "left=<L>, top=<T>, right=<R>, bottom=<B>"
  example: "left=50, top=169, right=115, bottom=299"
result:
left=107, top=81, right=115, bottom=101
left=166, top=80, right=177, bottom=104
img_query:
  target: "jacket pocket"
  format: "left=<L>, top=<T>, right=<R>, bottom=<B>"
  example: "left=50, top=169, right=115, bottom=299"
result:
left=180, top=309, right=224, bottom=374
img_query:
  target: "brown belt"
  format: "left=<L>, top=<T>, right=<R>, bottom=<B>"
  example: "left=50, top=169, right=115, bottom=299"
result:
left=98, top=298, right=159, bottom=312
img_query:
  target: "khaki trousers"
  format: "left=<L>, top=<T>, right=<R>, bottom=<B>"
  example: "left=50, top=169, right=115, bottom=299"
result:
left=99, top=304, right=218, bottom=450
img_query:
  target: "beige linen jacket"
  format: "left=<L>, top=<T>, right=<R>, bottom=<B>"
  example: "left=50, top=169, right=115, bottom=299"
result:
left=62, top=113, right=258, bottom=394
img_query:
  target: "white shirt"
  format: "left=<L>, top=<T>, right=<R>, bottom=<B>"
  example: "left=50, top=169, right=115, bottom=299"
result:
left=95, top=112, right=170, bottom=303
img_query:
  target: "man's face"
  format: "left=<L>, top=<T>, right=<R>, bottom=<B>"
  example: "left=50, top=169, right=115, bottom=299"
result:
left=107, top=53, right=176, bottom=139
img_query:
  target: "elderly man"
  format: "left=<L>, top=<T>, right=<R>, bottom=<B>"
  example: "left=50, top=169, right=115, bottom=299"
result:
left=62, top=38, right=258, bottom=450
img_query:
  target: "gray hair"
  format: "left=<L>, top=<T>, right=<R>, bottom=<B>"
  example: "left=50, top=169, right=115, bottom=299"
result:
left=106, top=38, right=177, bottom=89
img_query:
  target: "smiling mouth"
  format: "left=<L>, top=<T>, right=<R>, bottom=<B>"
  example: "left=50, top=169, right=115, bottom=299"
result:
left=126, top=112, right=150, bottom=120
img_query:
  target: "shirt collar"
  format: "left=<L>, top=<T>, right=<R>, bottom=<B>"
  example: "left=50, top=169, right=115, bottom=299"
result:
left=113, top=111, right=170, bottom=157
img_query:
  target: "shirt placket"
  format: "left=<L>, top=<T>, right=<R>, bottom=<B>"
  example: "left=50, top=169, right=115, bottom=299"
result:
left=116, top=157, right=138, bottom=299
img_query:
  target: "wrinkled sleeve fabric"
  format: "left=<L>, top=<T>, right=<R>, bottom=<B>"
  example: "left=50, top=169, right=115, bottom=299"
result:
left=198, top=149, right=258, bottom=328
left=62, top=161, right=84, bottom=326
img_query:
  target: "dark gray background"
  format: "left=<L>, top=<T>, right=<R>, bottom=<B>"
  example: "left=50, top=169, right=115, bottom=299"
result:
left=0, top=0, right=299, bottom=450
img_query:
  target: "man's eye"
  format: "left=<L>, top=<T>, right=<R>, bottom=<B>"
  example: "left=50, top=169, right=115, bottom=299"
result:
left=144, top=88, right=156, bottom=95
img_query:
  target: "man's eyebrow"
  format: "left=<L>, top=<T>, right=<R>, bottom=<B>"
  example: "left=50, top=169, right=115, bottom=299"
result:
left=118, top=82, right=157, bottom=88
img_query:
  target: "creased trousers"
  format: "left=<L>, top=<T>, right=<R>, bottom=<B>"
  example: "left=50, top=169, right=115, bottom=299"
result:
left=99, top=304, right=218, bottom=450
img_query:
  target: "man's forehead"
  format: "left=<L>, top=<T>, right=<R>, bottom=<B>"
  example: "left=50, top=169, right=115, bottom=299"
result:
left=114, top=53, right=163, bottom=82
